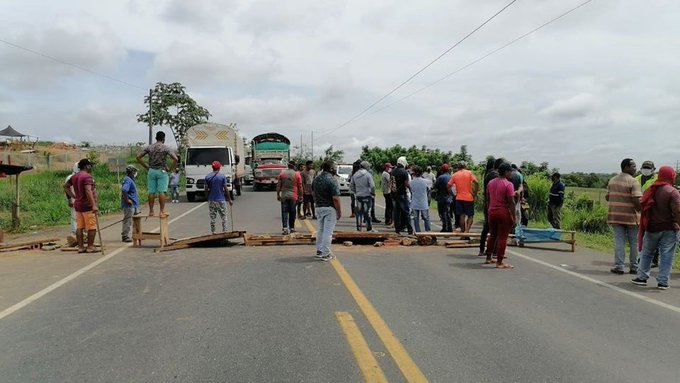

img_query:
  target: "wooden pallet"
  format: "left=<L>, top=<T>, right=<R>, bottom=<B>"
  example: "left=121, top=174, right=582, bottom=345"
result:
left=155, top=231, right=246, bottom=253
left=0, top=238, right=60, bottom=252
left=332, top=231, right=398, bottom=244
left=244, top=233, right=316, bottom=246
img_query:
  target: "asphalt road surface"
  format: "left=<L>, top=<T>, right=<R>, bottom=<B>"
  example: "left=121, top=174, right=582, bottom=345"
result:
left=2, top=186, right=680, bottom=382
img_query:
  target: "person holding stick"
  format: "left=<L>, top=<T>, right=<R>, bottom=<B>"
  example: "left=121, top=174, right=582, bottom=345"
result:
left=63, top=159, right=98, bottom=253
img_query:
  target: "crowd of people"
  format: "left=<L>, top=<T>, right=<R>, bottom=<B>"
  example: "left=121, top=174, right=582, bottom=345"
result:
left=60, top=139, right=679, bottom=287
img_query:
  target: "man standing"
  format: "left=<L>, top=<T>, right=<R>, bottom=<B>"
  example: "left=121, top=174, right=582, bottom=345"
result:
left=548, top=172, right=565, bottom=229
left=433, top=163, right=453, bottom=232
left=410, top=166, right=431, bottom=232
left=121, top=165, right=141, bottom=243
left=381, top=163, right=393, bottom=227
left=510, top=164, right=524, bottom=227
left=350, top=161, right=376, bottom=232
left=606, top=158, right=642, bottom=275
left=277, top=162, right=303, bottom=235
left=448, top=161, right=479, bottom=233
left=636, top=160, right=659, bottom=267
left=302, top=160, right=316, bottom=219
left=484, top=163, right=516, bottom=269
left=206, top=161, right=233, bottom=234
left=632, top=166, right=680, bottom=290
left=169, top=169, right=180, bottom=203
left=136, top=131, right=178, bottom=217
left=636, top=161, right=658, bottom=192
left=65, top=162, right=80, bottom=244
left=313, top=161, right=342, bottom=261
left=63, top=159, right=98, bottom=253
left=392, top=156, right=413, bottom=235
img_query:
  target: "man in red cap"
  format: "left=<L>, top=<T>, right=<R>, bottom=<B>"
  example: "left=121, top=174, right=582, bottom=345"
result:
left=380, top=162, right=394, bottom=226
left=205, top=161, right=233, bottom=234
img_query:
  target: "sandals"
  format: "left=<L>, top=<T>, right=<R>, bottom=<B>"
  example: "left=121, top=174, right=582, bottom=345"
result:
left=484, top=260, right=495, bottom=264
left=85, top=248, right=98, bottom=253
left=496, top=263, right=514, bottom=269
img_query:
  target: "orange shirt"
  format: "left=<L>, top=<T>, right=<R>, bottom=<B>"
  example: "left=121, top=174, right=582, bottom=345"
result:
left=448, top=169, right=477, bottom=202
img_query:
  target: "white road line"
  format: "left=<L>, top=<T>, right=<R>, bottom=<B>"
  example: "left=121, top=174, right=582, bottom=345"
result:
left=376, top=200, right=680, bottom=315
left=0, top=202, right=207, bottom=320
left=507, top=249, right=680, bottom=314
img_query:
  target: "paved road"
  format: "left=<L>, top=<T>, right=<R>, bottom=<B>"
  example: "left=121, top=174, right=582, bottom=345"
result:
left=1, top=187, right=679, bottom=382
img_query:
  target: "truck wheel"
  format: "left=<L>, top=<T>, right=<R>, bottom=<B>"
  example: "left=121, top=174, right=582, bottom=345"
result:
left=236, top=181, right=242, bottom=196
left=253, top=183, right=260, bottom=191
left=187, top=192, right=196, bottom=202
left=230, top=190, right=235, bottom=200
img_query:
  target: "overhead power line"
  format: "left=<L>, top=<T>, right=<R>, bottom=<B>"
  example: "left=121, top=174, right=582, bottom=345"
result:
left=0, top=38, right=145, bottom=90
left=359, top=0, right=596, bottom=121
left=318, top=0, right=518, bottom=138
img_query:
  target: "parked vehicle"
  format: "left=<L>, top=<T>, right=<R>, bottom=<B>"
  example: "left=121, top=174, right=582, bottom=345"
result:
left=335, top=164, right=352, bottom=195
left=251, top=133, right=290, bottom=191
left=184, top=122, right=245, bottom=202
left=244, top=164, right=254, bottom=185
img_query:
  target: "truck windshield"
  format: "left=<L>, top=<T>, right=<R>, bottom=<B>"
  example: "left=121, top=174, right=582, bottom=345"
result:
left=186, top=148, right=230, bottom=166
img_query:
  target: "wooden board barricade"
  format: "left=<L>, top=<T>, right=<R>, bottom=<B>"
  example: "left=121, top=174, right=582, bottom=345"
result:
left=0, top=238, right=60, bottom=252
left=155, top=231, right=246, bottom=253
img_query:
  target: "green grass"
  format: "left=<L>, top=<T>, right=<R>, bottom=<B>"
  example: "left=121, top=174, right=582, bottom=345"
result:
left=0, top=164, right=149, bottom=233
left=569, top=187, right=608, bottom=205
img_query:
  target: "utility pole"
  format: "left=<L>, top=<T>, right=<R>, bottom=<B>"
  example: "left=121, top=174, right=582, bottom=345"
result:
left=147, top=89, right=153, bottom=145
left=311, top=131, right=314, bottom=160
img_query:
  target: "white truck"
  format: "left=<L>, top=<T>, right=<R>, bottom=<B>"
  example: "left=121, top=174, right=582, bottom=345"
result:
left=184, top=122, right=245, bottom=202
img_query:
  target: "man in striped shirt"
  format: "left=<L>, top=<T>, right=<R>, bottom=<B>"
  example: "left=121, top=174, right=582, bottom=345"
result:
left=606, top=158, right=642, bottom=274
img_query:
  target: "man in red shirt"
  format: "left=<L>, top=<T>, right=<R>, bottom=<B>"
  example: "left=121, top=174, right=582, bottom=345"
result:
left=63, top=159, right=98, bottom=253
left=484, top=163, right=516, bottom=269
left=277, top=162, right=303, bottom=235
left=448, top=161, right=479, bottom=233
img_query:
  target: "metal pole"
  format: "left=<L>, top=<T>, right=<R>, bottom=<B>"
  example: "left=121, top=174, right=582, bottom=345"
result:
left=148, top=89, right=153, bottom=145
left=95, top=213, right=105, bottom=255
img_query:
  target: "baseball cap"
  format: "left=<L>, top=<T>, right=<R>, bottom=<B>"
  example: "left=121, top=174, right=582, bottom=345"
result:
left=384, top=162, right=393, bottom=170
left=641, top=160, right=655, bottom=169
left=441, top=163, right=450, bottom=172
left=212, top=161, right=222, bottom=170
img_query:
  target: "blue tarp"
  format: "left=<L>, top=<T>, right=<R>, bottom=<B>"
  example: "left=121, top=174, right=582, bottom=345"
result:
left=515, top=226, right=563, bottom=242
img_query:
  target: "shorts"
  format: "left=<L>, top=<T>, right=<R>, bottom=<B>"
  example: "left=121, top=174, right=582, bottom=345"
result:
left=76, top=211, right=97, bottom=231
left=304, top=194, right=314, bottom=205
left=455, top=200, right=475, bottom=217
left=148, top=168, right=169, bottom=194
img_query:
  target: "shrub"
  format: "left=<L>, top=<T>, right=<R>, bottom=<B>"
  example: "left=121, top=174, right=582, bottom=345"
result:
left=525, top=174, right=551, bottom=221
left=562, top=202, right=610, bottom=234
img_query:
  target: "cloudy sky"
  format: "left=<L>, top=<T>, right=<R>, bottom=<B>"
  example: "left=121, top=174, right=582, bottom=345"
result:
left=0, top=0, right=677, bottom=172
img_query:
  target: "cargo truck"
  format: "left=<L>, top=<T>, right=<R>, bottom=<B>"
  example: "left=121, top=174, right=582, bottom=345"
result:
left=251, top=133, right=290, bottom=191
left=184, top=122, right=245, bottom=202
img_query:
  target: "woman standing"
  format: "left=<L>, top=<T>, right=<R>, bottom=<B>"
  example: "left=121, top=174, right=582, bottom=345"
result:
left=484, top=163, right=516, bottom=269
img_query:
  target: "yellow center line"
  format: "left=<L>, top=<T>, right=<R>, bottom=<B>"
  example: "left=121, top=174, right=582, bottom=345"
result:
left=336, top=311, right=389, bottom=383
left=300, top=217, right=317, bottom=235
left=330, top=258, right=429, bottom=383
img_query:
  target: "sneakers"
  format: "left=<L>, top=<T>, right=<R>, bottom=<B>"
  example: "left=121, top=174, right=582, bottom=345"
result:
left=629, top=268, right=638, bottom=275
left=314, top=251, right=333, bottom=261
left=282, top=229, right=290, bottom=235
left=122, top=237, right=133, bottom=243
left=657, top=283, right=669, bottom=290
left=610, top=268, right=624, bottom=275
left=372, top=218, right=382, bottom=223
left=631, top=278, right=647, bottom=286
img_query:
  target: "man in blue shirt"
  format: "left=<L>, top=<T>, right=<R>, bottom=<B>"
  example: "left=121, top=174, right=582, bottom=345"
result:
left=433, top=163, right=453, bottom=232
left=121, top=165, right=141, bottom=242
left=205, top=161, right=234, bottom=234
left=548, top=172, right=565, bottom=229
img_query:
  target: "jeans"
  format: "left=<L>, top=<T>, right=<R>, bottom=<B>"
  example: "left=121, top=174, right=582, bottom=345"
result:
left=548, top=204, right=562, bottom=229
left=485, top=209, right=513, bottom=263
left=170, top=185, right=179, bottom=201
left=637, top=230, right=678, bottom=285
left=412, top=209, right=431, bottom=232
left=70, top=207, right=77, bottom=235
left=612, top=224, right=638, bottom=270
left=437, top=200, right=452, bottom=232
left=393, top=194, right=413, bottom=234
left=355, top=196, right=373, bottom=231
left=315, top=206, right=337, bottom=256
left=383, top=193, right=393, bottom=225
left=280, top=198, right=296, bottom=230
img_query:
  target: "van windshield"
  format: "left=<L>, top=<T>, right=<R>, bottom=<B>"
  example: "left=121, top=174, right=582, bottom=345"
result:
left=186, top=148, right=230, bottom=166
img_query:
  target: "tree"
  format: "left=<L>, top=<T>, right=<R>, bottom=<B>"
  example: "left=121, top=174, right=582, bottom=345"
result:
left=137, top=82, right=211, bottom=149
left=321, top=145, right=344, bottom=163
left=451, top=145, right=473, bottom=166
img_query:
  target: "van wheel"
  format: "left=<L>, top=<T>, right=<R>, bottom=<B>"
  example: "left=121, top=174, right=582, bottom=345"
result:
left=187, top=192, right=196, bottom=202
